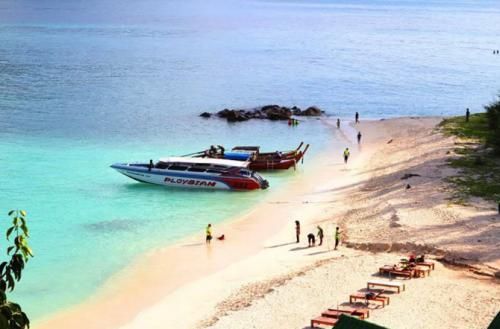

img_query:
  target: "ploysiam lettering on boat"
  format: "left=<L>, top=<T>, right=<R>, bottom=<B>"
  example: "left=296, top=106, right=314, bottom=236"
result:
left=164, top=177, right=217, bottom=187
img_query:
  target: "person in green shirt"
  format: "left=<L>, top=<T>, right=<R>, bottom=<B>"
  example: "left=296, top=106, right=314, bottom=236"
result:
left=343, top=148, right=350, bottom=164
left=334, top=226, right=341, bottom=250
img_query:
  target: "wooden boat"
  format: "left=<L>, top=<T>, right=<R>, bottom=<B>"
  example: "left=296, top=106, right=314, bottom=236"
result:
left=197, top=142, right=309, bottom=171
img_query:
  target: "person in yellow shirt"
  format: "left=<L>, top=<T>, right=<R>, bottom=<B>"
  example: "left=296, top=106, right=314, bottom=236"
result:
left=206, top=223, right=212, bottom=244
left=343, top=148, right=350, bottom=164
left=334, top=226, right=342, bottom=250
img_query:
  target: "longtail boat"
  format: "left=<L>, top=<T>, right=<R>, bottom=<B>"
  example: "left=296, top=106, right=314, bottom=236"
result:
left=196, top=142, right=309, bottom=171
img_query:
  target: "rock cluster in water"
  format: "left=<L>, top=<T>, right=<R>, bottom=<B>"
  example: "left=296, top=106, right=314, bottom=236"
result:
left=200, top=105, right=324, bottom=122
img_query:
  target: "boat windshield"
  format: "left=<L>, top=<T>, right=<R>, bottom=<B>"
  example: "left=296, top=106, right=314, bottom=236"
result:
left=239, top=169, right=251, bottom=177
left=252, top=172, right=264, bottom=180
left=155, top=161, right=169, bottom=169
left=154, top=160, right=234, bottom=173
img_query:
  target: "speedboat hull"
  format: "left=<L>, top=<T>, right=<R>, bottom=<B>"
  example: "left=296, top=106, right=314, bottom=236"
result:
left=111, top=161, right=268, bottom=191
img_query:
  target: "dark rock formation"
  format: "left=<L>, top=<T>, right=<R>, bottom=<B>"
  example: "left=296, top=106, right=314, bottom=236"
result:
left=202, top=105, right=324, bottom=123
left=261, top=105, right=292, bottom=120
left=298, top=106, right=322, bottom=116
left=217, top=109, right=232, bottom=118
left=293, top=107, right=305, bottom=116
left=226, top=110, right=248, bottom=122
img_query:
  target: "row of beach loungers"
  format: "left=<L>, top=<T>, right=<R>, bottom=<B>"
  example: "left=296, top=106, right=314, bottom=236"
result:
left=310, top=257, right=436, bottom=328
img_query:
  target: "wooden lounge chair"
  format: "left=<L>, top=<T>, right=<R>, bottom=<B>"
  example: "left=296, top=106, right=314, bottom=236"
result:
left=413, top=266, right=431, bottom=278
left=328, top=306, right=370, bottom=319
left=367, top=279, right=405, bottom=293
left=321, top=309, right=363, bottom=319
left=311, top=316, right=338, bottom=328
left=349, top=292, right=390, bottom=307
left=416, top=261, right=435, bottom=270
left=379, top=266, right=413, bottom=279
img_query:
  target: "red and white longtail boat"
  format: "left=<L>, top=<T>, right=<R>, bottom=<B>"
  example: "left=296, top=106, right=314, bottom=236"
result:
left=111, top=157, right=269, bottom=191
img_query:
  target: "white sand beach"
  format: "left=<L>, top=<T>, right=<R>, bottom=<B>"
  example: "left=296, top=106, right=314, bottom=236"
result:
left=37, top=117, right=500, bottom=329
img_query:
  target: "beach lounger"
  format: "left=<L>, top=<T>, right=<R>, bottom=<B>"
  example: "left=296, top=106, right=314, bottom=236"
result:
left=379, top=266, right=413, bottom=279
left=413, top=266, right=431, bottom=278
left=328, top=306, right=370, bottom=319
left=367, top=279, right=405, bottom=293
left=416, top=261, right=435, bottom=270
left=349, top=292, right=390, bottom=307
left=322, top=309, right=363, bottom=320
left=311, top=315, right=338, bottom=328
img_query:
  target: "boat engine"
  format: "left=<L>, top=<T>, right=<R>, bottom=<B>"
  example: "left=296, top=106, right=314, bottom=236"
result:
left=252, top=172, right=269, bottom=189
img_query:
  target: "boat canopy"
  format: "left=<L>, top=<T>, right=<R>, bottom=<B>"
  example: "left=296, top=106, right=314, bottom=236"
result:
left=159, top=157, right=249, bottom=168
left=223, top=152, right=252, bottom=161
left=232, top=146, right=260, bottom=152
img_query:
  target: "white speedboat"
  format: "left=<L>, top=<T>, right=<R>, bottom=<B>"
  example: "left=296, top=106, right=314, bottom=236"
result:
left=110, top=157, right=269, bottom=191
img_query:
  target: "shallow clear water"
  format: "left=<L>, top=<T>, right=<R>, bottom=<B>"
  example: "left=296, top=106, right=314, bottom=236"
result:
left=1, top=0, right=500, bottom=321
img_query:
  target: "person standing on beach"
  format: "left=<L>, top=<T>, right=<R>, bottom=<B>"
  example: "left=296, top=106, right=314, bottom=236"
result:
left=295, top=220, right=301, bottom=243
left=206, top=224, right=212, bottom=244
left=466, top=108, right=470, bottom=122
left=334, top=227, right=341, bottom=250
left=336, top=118, right=340, bottom=128
left=317, top=225, right=324, bottom=246
left=355, top=112, right=359, bottom=123
left=343, top=148, right=350, bottom=164
left=357, top=131, right=362, bottom=144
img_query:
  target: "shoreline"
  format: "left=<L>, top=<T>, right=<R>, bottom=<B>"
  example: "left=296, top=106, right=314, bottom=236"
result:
left=36, top=117, right=500, bottom=329
left=35, top=117, right=363, bottom=329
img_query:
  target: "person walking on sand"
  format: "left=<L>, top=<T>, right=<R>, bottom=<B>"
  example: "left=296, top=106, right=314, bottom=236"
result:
left=206, top=224, right=213, bottom=244
left=317, top=225, right=324, bottom=246
left=336, top=118, right=340, bottom=128
left=334, top=226, right=341, bottom=250
left=357, top=131, right=362, bottom=144
left=466, top=108, right=470, bottom=122
left=355, top=111, right=359, bottom=123
left=295, top=220, right=301, bottom=243
left=343, top=148, right=350, bottom=164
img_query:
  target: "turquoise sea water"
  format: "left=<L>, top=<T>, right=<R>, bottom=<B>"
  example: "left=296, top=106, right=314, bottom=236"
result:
left=1, top=0, right=500, bottom=321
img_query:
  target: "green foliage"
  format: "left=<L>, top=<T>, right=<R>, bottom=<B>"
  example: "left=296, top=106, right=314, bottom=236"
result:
left=485, top=96, right=500, bottom=154
left=0, top=210, right=33, bottom=329
left=439, top=113, right=491, bottom=141
left=440, top=110, right=500, bottom=202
